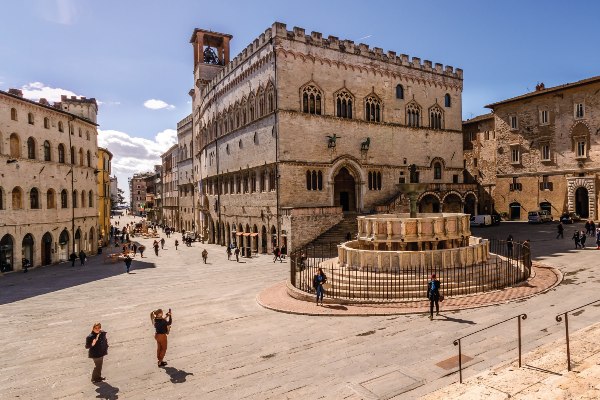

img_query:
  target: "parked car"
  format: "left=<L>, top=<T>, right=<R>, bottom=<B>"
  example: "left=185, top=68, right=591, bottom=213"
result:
left=470, top=215, right=492, bottom=227
left=528, top=210, right=552, bottom=223
left=560, top=212, right=581, bottom=224
left=183, top=232, right=198, bottom=242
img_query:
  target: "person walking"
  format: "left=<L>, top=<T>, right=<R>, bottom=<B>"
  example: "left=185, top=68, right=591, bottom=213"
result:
left=585, top=220, right=591, bottom=236
left=175, top=239, right=179, bottom=250
left=70, top=252, right=77, bottom=267
left=580, top=230, right=587, bottom=248
left=281, top=244, right=287, bottom=260
left=132, top=243, right=138, bottom=256
left=313, top=268, right=327, bottom=306
left=557, top=222, right=564, bottom=239
left=573, top=231, right=581, bottom=249
left=226, top=246, right=232, bottom=260
left=234, top=247, right=240, bottom=262
left=85, top=322, right=109, bottom=383
left=153, top=240, right=159, bottom=256
left=506, top=235, right=514, bottom=258
left=522, top=239, right=532, bottom=273
left=139, top=245, right=145, bottom=258
left=150, top=309, right=172, bottom=367
left=202, top=249, right=208, bottom=264
left=427, top=274, right=441, bottom=320
left=79, top=250, right=87, bottom=266
left=160, top=238, right=165, bottom=250
left=124, top=254, right=132, bottom=273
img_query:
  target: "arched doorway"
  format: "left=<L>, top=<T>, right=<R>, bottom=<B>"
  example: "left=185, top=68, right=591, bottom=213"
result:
left=58, top=230, right=69, bottom=261
left=334, top=167, right=356, bottom=212
left=252, top=225, right=258, bottom=253
left=442, top=193, right=462, bottom=213
left=271, top=225, right=277, bottom=249
left=261, top=225, right=267, bottom=253
left=226, top=223, right=231, bottom=247
left=464, top=193, right=477, bottom=215
left=576, top=187, right=589, bottom=218
left=89, top=227, right=95, bottom=252
left=0, top=234, right=14, bottom=272
left=509, top=202, right=521, bottom=220
left=75, top=229, right=82, bottom=252
left=419, top=194, right=441, bottom=213
left=22, top=233, right=34, bottom=268
left=42, top=232, right=52, bottom=266
left=210, top=220, right=216, bottom=244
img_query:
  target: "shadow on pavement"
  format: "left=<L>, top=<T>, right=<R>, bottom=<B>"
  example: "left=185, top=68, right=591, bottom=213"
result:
left=323, top=304, right=348, bottom=311
left=439, top=315, right=477, bottom=324
left=0, top=258, right=156, bottom=305
left=163, top=366, right=194, bottom=383
left=94, top=381, right=119, bottom=399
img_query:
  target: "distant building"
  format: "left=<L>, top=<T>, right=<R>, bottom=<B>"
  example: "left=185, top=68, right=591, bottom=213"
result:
left=177, top=114, right=195, bottom=232
left=129, top=172, right=153, bottom=216
left=0, top=89, right=99, bottom=271
left=109, top=176, right=118, bottom=206
left=97, top=147, right=113, bottom=245
left=161, top=145, right=179, bottom=229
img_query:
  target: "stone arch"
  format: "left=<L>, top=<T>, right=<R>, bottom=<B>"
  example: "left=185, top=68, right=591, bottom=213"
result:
left=75, top=228, right=82, bottom=252
left=0, top=234, right=14, bottom=272
left=329, top=157, right=365, bottom=212
left=442, top=191, right=463, bottom=213
left=58, top=229, right=69, bottom=261
left=567, top=177, right=596, bottom=219
left=41, top=232, right=53, bottom=266
left=464, top=192, right=478, bottom=215
left=418, top=192, right=441, bottom=213
left=261, top=225, right=267, bottom=253
left=429, top=157, right=446, bottom=169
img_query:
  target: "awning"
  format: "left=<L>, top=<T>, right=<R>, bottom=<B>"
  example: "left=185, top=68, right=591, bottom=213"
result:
left=242, top=233, right=251, bottom=236
left=249, top=233, right=258, bottom=237
left=236, top=232, right=244, bottom=236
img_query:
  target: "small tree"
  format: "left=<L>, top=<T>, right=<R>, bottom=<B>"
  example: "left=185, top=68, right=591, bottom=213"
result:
left=117, top=188, right=126, bottom=206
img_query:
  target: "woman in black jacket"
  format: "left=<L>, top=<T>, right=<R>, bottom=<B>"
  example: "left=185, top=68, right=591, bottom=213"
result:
left=85, top=322, right=109, bottom=383
left=151, top=309, right=172, bottom=367
left=313, top=268, right=327, bottom=306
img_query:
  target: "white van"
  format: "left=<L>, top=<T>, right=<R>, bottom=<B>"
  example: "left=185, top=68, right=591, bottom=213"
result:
left=470, top=215, right=492, bottom=227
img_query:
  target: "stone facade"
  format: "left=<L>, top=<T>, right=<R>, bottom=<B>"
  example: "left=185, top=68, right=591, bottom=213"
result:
left=177, top=114, right=196, bottom=232
left=97, top=147, right=112, bottom=245
left=484, top=77, right=600, bottom=220
left=129, top=172, right=151, bottom=216
left=162, top=144, right=179, bottom=229
left=0, top=89, right=99, bottom=271
left=191, top=22, right=471, bottom=252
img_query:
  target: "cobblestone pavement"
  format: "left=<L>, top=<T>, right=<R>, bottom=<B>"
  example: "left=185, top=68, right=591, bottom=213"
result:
left=0, top=218, right=598, bottom=399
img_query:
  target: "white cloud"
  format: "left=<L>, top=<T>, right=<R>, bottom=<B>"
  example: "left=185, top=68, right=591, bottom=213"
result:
left=98, top=128, right=178, bottom=200
left=144, top=99, right=175, bottom=110
left=20, top=82, right=80, bottom=102
left=36, top=0, right=78, bottom=25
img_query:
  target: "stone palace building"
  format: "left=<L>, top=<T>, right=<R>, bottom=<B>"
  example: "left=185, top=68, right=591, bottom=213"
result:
left=464, top=76, right=600, bottom=220
left=0, top=89, right=99, bottom=272
left=190, top=22, right=476, bottom=252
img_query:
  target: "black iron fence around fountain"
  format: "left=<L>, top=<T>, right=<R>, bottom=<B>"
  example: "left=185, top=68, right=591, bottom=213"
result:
left=289, top=239, right=531, bottom=302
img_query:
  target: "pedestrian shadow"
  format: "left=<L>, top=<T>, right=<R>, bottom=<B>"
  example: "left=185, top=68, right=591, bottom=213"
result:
left=439, top=315, right=476, bottom=324
left=94, top=381, right=119, bottom=399
left=163, top=366, right=194, bottom=383
left=323, top=304, right=348, bottom=311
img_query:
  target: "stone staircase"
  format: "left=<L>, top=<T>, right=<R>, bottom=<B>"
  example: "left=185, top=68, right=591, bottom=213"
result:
left=310, top=213, right=360, bottom=246
left=420, top=321, right=600, bottom=399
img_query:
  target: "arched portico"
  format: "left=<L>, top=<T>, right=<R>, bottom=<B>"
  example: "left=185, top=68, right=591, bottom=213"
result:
left=328, top=157, right=364, bottom=213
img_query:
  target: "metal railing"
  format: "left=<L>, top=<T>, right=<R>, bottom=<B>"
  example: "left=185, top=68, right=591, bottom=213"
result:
left=290, top=239, right=531, bottom=302
left=453, top=314, right=527, bottom=383
left=555, top=299, right=600, bottom=371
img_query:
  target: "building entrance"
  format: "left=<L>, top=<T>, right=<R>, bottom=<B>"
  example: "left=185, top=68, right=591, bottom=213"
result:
left=334, top=167, right=356, bottom=212
left=42, top=232, right=52, bottom=266
left=576, top=187, right=589, bottom=218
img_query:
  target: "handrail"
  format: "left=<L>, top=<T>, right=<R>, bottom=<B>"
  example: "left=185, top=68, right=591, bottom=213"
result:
left=555, top=299, right=600, bottom=371
left=453, top=313, right=527, bottom=383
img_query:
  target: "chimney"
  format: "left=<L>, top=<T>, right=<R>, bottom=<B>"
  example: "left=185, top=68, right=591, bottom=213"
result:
left=535, top=82, right=545, bottom=91
left=39, top=98, right=49, bottom=105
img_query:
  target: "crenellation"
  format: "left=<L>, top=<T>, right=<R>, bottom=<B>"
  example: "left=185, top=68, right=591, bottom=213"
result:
left=435, top=63, right=443, bottom=73
left=259, top=32, right=265, bottom=44
left=424, top=60, right=432, bottom=70
left=310, top=31, right=322, bottom=45
left=400, top=54, right=410, bottom=64
left=358, top=43, right=369, bottom=54
left=387, top=50, right=396, bottom=60
left=455, top=68, right=463, bottom=79
left=327, top=35, right=339, bottom=50
left=342, top=39, right=355, bottom=53
left=272, top=21, right=287, bottom=37
left=373, top=47, right=383, bottom=56
left=445, top=65, right=454, bottom=74
left=293, top=27, right=305, bottom=41
left=411, top=56, right=421, bottom=69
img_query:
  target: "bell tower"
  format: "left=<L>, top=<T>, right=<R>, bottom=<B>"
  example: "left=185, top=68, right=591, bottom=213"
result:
left=190, top=29, right=233, bottom=93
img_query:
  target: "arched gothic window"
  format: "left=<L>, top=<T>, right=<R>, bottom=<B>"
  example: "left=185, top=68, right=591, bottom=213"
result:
left=44, top=117, right=50, bottom=129
left=434, top=162, right=442, bottom=179
left=58, top=144, right=66, bottom=163
left=72, top=190, right=78, bottom=208
left=27, top=137, right=36, bottom=159
left=79, top=148, right=84, bottom=166
left=12, top=187, right=23, bottom=209
left=44, top=141, right=51, bottom=161
left=444, top=93, right=451, bottom=107
left=61, top=189, right=68, bottom=208
left=368, top=171, right=382, bottom=190
left=81, top=191, right=85, bottom=208
left=10, top=133, right=20, bottom=158
left=30, top=188, right=39, bottom=209
left=28, top=113, right=34, bottom=125
left=429, top=105, right=443, bottom=130
left=306, top=170, right=323, bottom=191
left=365, top=95, right=382, bottom=122
left=301, top=85, right=322, bottom=115
left=58, top=121, right=64, bottom=132
left=10, top=108, right=17, bottom=121
left=71, top=146, right=76, bottom=164
left=336, top=90, right=353, bottom=119
left=47, top=189, right=55, bottom=209
left=406, top=103, right=421, bottom=127
left=396, top=84, right=404, bottom=99
left=87, top=150, right=91, bottom=167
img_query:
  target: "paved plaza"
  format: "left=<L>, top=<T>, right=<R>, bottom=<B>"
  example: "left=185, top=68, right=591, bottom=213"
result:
left=1, top=217, right=599, bottom=399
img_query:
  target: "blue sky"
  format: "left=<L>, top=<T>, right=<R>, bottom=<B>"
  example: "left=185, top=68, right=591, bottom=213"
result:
left=2, top=0, right=600, bottom=195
